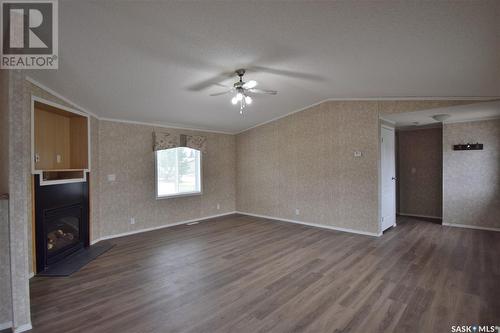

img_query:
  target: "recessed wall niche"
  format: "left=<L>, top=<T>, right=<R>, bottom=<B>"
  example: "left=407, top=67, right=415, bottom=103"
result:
left=32, top=98, right=90, bottom=185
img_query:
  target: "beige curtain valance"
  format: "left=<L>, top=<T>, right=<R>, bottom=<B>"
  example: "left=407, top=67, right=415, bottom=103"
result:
left=153, top=132, right=207, bottom=153
left=153, top=132, right=180, bottom=151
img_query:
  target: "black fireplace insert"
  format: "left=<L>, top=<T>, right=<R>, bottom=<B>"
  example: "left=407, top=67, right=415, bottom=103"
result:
left=34, top=174, right=89, bottom=273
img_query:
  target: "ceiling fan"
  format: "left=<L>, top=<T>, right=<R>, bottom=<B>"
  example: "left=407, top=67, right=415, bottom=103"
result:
left=210, top=69, right=278, bottom=114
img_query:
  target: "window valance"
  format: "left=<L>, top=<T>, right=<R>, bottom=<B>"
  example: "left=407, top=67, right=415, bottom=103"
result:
left=153, top=132, right=207, bottom=153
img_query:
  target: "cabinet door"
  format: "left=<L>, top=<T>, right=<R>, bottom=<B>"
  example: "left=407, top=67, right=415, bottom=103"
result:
left=34, top=109, right=70, bottom=170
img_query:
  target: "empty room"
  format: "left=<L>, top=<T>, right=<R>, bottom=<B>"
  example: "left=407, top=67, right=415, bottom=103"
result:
left=1, top=1, right=499, bottom=332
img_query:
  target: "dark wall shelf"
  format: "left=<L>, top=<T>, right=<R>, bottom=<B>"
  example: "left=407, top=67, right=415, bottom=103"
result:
left=453, top=143, right=483, bottom=151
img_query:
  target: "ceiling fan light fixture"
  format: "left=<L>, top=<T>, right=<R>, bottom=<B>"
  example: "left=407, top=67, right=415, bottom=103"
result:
left=244, top=80, right=258, bottom=89
left=432, top=114, right=451, bottom=122
left=209, top=69, right=277, bottom=115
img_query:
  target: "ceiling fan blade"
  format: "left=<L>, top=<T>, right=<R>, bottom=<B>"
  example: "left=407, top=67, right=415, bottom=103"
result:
left=187, top=71, right=236, bottom=91
left=209, top=89, right=234, bottom=96
left=248, top=66, right=324, bottom=82
left=242, top=80, right=258, bottom=89
left=248, top=88, right=278, bottom=95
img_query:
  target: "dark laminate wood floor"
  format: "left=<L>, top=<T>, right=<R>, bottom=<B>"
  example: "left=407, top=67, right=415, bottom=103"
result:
left=29, top=215, right=500, bottom=333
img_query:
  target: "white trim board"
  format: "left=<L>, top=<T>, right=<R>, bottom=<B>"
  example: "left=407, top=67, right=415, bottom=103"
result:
left=90, top=211, right=237, bottom=244
left=398, top=213, right=442, bottom=220
left=26, top=76, right=233, bottom=135
left=26, top=76, right=499, bottom=135
left=26, top=76, right=98, bottom=119
left=236, top=211, right=381, bottom=237
left=236, top=97, right=499, bottom=134
left=98, top=117, right=234, bottom=135
left=443, top=223, right=500, bottom=233
left=393, top=115, right=500, bottom=131
left=0, top=321, right=12, bottom=331
left=14, top=323, right=32, bottom=333
left=444, top=115, right=500, bottom=125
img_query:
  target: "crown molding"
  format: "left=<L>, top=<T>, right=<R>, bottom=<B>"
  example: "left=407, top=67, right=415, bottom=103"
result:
left=25, top=76, right=99, bottom=119
left=395, top=114, right=500, bottom=130
left=25, top=77, right=499, bottom=135
left=235, top=96, right=499, bottom=134
left=98, top=117, right=234, bottom=135
left=444, top=115, right=500, bottom=125
left=25, top=76, right=235, bottom=135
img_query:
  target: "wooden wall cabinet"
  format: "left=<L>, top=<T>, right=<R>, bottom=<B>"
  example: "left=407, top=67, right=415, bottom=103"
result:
left=32, top=97, right=90, bottom=185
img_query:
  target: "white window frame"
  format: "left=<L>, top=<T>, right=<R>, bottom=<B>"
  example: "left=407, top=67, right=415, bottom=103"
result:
left=155, top=147, right=203, bottom=199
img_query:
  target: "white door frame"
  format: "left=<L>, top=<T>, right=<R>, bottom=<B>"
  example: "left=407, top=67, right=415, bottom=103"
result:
left=378, top=120, right=396, bottom=234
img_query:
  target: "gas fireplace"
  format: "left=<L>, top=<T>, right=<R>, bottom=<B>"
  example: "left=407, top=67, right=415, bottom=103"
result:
left=34, top=174, right=89, bottom=273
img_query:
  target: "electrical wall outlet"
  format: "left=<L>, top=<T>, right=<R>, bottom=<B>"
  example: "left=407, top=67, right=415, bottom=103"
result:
left=56, top=154, right=62, bottom=163
left=216, top=203, right=220, bottom=210
left=130, top=217, right=135, bottom=225
left=354, top=151, right=362, bottom=157
left=107, top=174, right=116, bottom=182
left=295, top=208, right=300, bottom=216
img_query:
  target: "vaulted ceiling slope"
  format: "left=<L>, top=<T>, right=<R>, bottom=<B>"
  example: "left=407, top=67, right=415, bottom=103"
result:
left=30, top=1, right=500, bottom=133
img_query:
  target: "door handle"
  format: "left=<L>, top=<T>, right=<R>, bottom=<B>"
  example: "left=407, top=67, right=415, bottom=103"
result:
left=391, top=177, right=397, bottom=181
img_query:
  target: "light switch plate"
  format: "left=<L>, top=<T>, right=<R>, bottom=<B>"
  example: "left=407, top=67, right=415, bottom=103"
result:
left=107, top=174, right=116, bottom=182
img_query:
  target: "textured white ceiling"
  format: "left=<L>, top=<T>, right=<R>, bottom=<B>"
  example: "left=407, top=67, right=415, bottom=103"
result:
left=30, top=1, right=500, bottom=133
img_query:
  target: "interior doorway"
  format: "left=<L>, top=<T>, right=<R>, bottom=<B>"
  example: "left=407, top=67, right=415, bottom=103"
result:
left=396, top=125, right=443, bottom=222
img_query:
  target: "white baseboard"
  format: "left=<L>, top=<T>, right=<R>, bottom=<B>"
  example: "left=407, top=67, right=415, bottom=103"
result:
left=90, top=211, right=237, bottom=244
left=442, top=223, right=500, bottom=232
left=14, top=323, right=32, bottom=333
left=236, top=211, right=381, bottom=237
left=398, top=213, right=442, bottom=220
left=0, top=321, right=12, bottom=331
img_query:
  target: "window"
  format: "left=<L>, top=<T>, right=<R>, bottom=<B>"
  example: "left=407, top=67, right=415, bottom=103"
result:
left=155, top=147, right=202, bottom=198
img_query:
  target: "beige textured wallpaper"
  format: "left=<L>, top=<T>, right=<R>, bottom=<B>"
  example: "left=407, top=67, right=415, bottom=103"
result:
left=0, top=71, right=8, bottom=195
left=237, top=101, right=380, bottom=234
left=98, top=121, right=236, bottom=238
left=7, top=70, right=31, bottom=330
left=237, top=100, right=480, bottom=235
left=0, top=72, right=11, bottom=326
left=397, top=128, right=442, bottom=218
left=0, top=199, right=11, bottom=326
left=443, top=119, right=500, bottom=229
